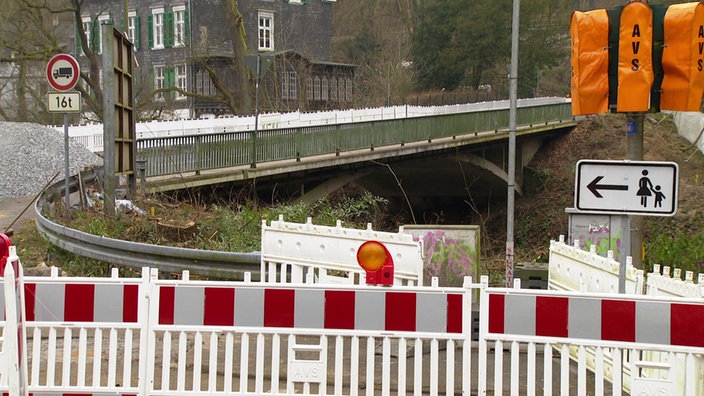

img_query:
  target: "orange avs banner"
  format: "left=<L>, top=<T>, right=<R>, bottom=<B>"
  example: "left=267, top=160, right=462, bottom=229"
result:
left=661, top=2, right=704, bottom=111
left=570, top=9, right=609, bottom=116
left=617, top=1, right=654, bottom=112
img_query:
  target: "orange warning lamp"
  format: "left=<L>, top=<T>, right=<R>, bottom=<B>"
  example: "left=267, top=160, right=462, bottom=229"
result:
left=356, top=240, right=394, bottom=286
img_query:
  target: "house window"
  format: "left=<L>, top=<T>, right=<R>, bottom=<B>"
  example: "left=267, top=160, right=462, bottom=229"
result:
left=81, top=17, right=92, bottom=55
left=154, top=65, right=165, bottom=99
left=151, top=8, right=165, bottom=49
left=282, top=71, right=297, bottom=100
left=313, top=77, right=321, bottom=100
left=127, top=11, right=140, bottom=50
left=306, top=78, right=313, bottom=100
left=196, top=69, right=215, bottom=95
left=321, top=77, right=329, bottom=101
left=176, top=64, right=187, bottom=100
left=345, top=78, right=353, bottom=101
left=80, top=15, right=109, bottom=54
left=258, top=11, right=274, bottom=51
left=97, top=14, right=110, bottom=53
left=338, top=78, right=345, bottom=101
left=330, top=78, right=337, bottom=101
left=173, top=5, right=187, bottom=47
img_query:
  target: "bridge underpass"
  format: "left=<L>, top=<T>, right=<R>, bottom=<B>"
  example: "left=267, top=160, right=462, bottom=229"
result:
left=149, top=122, right=574, bottom=222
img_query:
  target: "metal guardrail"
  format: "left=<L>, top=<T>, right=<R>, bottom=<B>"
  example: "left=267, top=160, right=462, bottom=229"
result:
left=34, top=169, right=262, bottom=279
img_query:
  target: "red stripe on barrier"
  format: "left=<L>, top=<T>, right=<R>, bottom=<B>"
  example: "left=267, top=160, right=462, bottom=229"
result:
left=324, top=290, right=355, bottom=329
left=24, top=283, right=36, bottom=321
left=536, top=296, right=568, bottom=337
left=447, top=293, right=463, bottom=333
left=123, top=284, right=139, bottom=323
left=488, top=294, right=505, bottom=334
left=204, top=287, right=235, bottom=326
left=602, top=299, right=635, bottom=342
left=65, top=284, right=94, bottom=321
left=159, top=286, right=175, bottom=325
left=264, top=289, right=295, bottom=327
left=386, top=292, right=416, bottom=331
left=671, top=303, right=704, bottom=347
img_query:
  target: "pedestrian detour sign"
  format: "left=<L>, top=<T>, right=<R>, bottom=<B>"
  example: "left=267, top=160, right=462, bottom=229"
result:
left=575, top=160, right=678, bottom=216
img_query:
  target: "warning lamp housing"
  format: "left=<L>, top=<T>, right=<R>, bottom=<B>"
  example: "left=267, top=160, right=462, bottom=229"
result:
left=357, top=240, right=394, bottom=286
left=0, top=233, right=12, bottom=273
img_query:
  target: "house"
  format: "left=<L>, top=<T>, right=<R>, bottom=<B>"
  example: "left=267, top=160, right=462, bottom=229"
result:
left=75, top=0, right=354, bottom=119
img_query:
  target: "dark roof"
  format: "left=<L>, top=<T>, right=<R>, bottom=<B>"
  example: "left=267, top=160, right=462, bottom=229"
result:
left=266, top=50, right=356, bottom=68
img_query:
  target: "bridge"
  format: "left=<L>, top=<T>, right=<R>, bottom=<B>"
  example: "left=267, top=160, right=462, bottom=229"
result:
left=64, top=97, right=575, bottom=208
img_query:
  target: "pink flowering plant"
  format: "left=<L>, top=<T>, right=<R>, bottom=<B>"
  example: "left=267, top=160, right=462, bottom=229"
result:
left=420, top=230, right=477, bottom=287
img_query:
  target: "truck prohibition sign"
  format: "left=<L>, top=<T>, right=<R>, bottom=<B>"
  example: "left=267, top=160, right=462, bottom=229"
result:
left=46, top=53, right=80, bottom=92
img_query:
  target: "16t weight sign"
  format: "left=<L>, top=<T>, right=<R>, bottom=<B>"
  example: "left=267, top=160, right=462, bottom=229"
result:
left=48, top=92, right=81, bottom=113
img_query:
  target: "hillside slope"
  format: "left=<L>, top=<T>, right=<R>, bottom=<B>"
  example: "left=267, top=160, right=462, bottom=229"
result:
left=498, top=113, right=704, bottom=271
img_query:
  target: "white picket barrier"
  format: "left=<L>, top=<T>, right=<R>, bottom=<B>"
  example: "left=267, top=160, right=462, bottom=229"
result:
left=548, top=235, right=644, bottom=294
left=260, top=216, right=424, bottom=286
left=548, top=235, right=704, bottom=395
left=1, top=262, right=703, bottom=395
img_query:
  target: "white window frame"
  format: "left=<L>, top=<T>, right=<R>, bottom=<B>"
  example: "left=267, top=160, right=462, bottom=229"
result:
left=306, top=78, right=313, bottom=101
left=282, top=71, right=297, bottom=100
left=97, top=14, right=110, bottom=53
left=330, top=78, right=337, bottom=101
left=338, top=77, right=345, bottom=101
left=154, top=65, right=165, bottom=100
left=173, top=5, right=186, bottom=47
left=175, top=64, right=187, bottom=100
left=152, top=8, right=165, bottom=49
left=128, top=11, right=137, bottom=48
left=321, top=77, right=328, bottom=101
left=258, top=11, right=274, bottom=52
left=313, top=77, right=321, bottom=100
left=81, top=16, right=92, bottom=55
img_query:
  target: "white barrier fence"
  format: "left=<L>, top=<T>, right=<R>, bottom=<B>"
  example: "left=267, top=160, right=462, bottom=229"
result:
left=548, top=236, right=704, bottom=395
left=260, top=216, right=423, bottom=286
left=1, top=258, right=703, bottom=394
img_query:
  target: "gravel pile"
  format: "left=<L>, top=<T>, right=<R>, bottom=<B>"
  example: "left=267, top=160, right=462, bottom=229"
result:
left=0, top=122, right=103, bottom=200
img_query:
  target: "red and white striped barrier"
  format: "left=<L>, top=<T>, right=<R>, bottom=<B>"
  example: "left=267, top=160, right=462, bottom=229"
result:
left=18, top=282, right=140, bottom=323
left=156, top=284, right=463, bottom=333
left=484, top=289, right=704, bottom=349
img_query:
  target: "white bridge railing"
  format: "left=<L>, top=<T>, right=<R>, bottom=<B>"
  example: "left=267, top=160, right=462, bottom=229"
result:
left=53, top=97, right=571, bottom=153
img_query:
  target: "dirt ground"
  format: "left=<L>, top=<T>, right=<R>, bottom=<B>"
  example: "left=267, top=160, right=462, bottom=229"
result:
left=0, top=194, right=37, bottom=236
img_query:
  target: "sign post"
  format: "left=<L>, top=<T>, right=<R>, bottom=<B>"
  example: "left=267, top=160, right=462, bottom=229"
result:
left=46, top=53, right=81, bottom=214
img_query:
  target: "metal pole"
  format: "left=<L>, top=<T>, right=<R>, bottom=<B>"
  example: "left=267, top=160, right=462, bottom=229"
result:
left=251, top=54, right=260, bottom=169
left=506, top=0, right=520, bottom=286
left=626, top=112, right=644, bottom=269
left=64, top=113, right=70, bottom=214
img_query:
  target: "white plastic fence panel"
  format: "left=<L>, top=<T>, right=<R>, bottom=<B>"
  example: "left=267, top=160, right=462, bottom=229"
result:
left=260, top=216, right=424, bottom=286
left=548, top=236, right=644, bottom=294
left=646, top=264, right=704, bottom=298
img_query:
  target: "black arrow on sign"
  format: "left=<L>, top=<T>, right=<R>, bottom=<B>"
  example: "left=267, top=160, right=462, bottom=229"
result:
left=587, top=176, right=628, bottom=198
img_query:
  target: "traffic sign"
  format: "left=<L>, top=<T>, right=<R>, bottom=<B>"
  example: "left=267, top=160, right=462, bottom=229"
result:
left=47, top=92, right=81, bottom=113
left=46, top=53, right=80, bottom=92
left=575, top=160, right=678, bottom=216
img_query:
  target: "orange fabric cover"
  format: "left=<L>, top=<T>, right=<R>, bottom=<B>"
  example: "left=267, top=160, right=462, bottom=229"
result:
left=661, top=2, right=704, bottom=111
left=617, top=1, right=654, bottom=112
left=570, top=9, right=610, bottom=116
